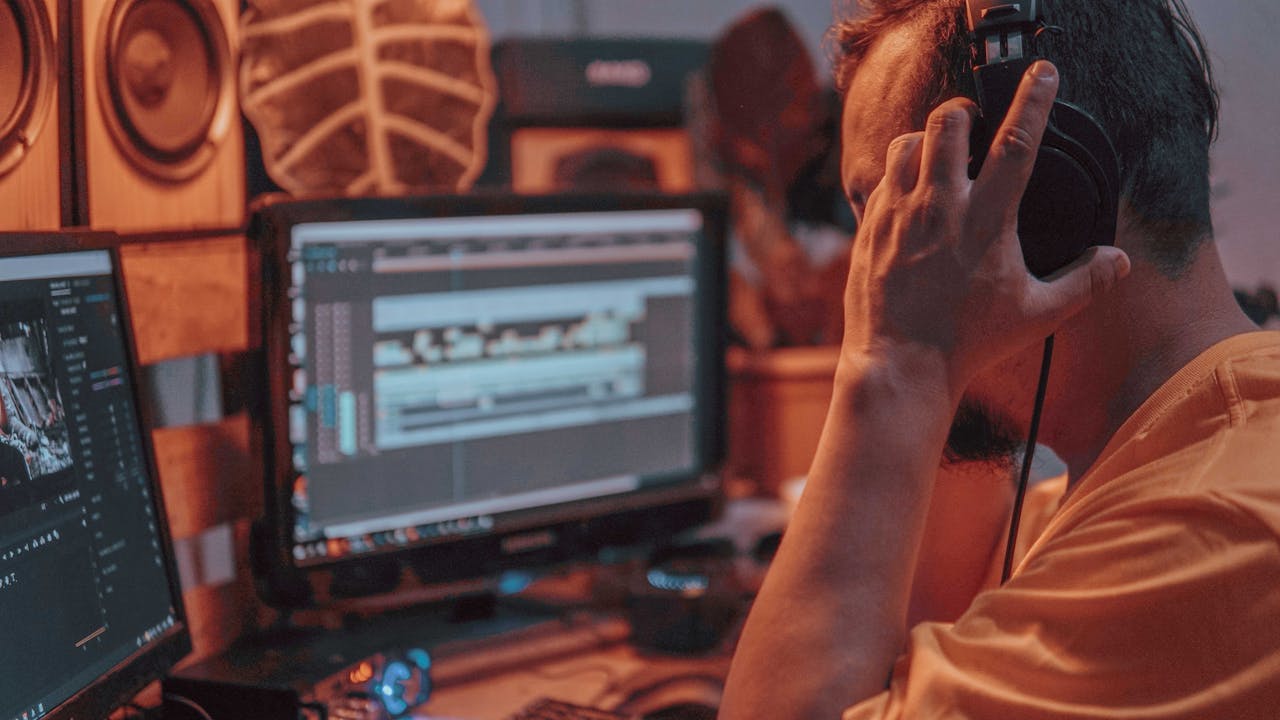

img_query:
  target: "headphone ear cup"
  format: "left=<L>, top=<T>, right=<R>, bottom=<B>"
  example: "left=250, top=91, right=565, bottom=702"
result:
left=1017, top=100, right=1121, bottom=277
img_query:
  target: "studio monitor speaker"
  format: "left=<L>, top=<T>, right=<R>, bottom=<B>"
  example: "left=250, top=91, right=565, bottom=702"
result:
left=0, top=0, right=62, bottom=231
left=72, top=0, right=244, bottom=231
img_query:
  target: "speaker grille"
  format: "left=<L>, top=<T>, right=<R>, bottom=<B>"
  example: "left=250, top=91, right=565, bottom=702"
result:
left=98, top=0, right=234, bottom=181
left=0, top=0, right=56, bottom=177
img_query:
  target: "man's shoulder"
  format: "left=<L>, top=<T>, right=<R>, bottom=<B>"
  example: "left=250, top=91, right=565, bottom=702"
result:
left=1161, top=340, right=1280, bottom=531
left=1050, top=440, right=1280, bottom=550
left=1029, top=423, right=1280, bottom=583
left=1222, top=332, right=1280, bottom=422
left=1056, top=332, right=1280, bottom=535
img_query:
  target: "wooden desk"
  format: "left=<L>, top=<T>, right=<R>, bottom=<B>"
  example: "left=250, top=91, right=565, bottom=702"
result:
left=420, top=640, right=728, bottom=719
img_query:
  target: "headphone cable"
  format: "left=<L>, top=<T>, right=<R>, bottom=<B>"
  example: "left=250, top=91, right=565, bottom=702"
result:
left=1000, top=334, right=1055, bottom=584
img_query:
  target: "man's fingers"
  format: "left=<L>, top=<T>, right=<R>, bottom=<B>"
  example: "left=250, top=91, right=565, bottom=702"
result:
left=920, top=98, right=978, bottom=187
left=972, top=61, right=1059, bottom=225
left=1029, top=246, right=1131, bottom=328
left=883, top=132, right=925, bottom=195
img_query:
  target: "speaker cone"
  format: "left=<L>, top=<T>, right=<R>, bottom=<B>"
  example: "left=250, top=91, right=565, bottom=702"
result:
left=0, top=0, right=56, bottom=177
left=98, top=0, right=234, bottom=181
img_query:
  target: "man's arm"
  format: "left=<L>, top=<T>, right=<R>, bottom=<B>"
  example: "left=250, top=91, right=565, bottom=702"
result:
left=720, top=61, right=1129, bottom=720
left=718, top=359, right=955, bottom=719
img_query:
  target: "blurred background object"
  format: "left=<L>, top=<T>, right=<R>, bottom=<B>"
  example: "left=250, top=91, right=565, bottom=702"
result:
left=708, top=7, right=853, bottom=350
left=700, top=7, right=852, bottom=493
left=725, top=347, right=839, bottom=496
left=1235, top=284, right=1280, bottom=327
left=484, top=35, right=706, bottom=194
left=239, top=0, right=498, bottom=196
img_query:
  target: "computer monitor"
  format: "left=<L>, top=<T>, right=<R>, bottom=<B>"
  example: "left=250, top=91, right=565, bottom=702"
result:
left=0, top=233, right=190, bottom=720
left=253, top=192, right=727, bottom=603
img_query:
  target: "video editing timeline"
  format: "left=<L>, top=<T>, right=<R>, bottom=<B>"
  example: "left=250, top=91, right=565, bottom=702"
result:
left=288, top=209, right=704, bottom=563
left=0, top=253, right=177, bottom=720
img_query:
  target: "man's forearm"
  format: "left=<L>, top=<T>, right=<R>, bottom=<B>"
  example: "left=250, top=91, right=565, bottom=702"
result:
left=721, top=359, right=954, bottom=720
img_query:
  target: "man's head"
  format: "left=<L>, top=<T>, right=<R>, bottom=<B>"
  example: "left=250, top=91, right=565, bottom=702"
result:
left=834, top=0, right=1219, bottom=277
left=835, top=1, right=1222, bottom=467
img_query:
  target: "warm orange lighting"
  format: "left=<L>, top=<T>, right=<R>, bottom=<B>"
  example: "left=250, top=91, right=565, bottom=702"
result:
left=349, top=660, right=374, bottom=684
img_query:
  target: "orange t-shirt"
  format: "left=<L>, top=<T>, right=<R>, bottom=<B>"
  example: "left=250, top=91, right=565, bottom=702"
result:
left=845, top=331, right=1280, bottom=719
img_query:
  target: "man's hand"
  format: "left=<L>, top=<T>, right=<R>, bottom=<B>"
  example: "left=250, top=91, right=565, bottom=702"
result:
left=841, top=60, right=1129, bottom=406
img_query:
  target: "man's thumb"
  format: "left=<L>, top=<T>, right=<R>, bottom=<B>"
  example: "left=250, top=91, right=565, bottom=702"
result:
left=1033, top=245, right=1131, bottom=324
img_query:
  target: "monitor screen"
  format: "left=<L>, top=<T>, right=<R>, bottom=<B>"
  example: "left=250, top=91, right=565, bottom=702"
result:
left=0, top=237, right=189, bottom=720
left=256, top=193, right=726, bottom=594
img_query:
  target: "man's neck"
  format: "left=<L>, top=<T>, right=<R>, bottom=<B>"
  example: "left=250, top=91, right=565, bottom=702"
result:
left=1047, top=241, right=1258, bottom=485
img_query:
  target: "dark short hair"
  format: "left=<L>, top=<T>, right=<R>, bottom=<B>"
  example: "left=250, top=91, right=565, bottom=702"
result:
left=832, top=0, right=1220, bottom=275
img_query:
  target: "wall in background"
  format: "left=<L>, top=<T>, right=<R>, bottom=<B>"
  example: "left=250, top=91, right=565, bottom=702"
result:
left=474, top=0, right=837, bottom=73
left=1185, top=1, right=1280, bottom=290
left=472, top=0, right=1279, bottom=290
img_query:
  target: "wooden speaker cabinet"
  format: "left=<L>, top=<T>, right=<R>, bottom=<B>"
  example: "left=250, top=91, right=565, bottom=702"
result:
left=72, top=0, right=244, bottom=231
left=0, top=0, right=62, bottom=230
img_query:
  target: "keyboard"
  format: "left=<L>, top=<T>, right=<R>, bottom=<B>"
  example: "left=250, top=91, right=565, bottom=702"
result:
left=508, top=697, right=632, bottom=720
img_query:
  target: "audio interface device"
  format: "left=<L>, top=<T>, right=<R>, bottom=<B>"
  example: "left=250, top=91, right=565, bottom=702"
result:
left=163, top=647, right=430, bottom=720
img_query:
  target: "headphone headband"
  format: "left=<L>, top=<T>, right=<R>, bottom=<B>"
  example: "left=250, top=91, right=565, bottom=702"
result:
left=965, top=0, right=1041, bottom=37
left=960, top=0, right=1122, bottom=277
left=964, top=0, right=1047, bottom=115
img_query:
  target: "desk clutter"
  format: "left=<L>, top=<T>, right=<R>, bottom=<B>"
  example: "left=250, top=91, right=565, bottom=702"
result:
left=160, top=576, right=741, bottom=719
left=158, top=500, right=784, bottom=719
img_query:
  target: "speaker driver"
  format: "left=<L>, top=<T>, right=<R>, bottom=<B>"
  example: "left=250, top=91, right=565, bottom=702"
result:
left=0, top=0, right=55, bottom=178
left=98, top=0, right=234, bottom=181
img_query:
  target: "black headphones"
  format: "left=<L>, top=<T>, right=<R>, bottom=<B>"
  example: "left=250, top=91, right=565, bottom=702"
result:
left=964, top=0, right=1121, bottom=277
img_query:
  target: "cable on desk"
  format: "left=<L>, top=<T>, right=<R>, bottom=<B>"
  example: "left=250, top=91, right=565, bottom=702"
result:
left=161, top=692, right=216, bottom=720
left=116, top=702, right=154, bottom=720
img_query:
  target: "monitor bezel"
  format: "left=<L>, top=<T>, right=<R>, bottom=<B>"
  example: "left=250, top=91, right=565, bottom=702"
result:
left=252, top=192, right=728, bottom=604
left=0, top=231, right=192, bottom=720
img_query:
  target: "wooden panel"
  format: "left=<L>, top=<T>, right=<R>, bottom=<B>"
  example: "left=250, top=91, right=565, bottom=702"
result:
left=77, top=0, right=244, bottom=231
left=177, top=519, right=264, bottom=664
left=119, top=234, right=248, bottom=365
left=120, top=228, right=263, bottom=665
left=153, top=413, right=260, bottom=541
left=0, top=0, right=60, bottom=230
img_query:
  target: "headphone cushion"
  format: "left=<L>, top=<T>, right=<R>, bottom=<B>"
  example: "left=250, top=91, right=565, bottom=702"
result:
left=1018, top=100, right=1121, bottom=277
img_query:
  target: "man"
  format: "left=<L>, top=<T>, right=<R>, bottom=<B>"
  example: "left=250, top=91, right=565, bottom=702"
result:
left=722, top=1, right=1280, bottom=718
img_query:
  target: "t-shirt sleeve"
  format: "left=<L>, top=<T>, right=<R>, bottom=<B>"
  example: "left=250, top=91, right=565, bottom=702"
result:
left=844, top=497, right=1280, bottom=720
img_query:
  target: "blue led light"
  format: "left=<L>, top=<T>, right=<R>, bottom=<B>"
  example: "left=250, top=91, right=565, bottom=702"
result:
left=383, top=695, right=409, bottom=715
left=378, top=661, right=413, bottom=716
left=384, top=661, right=411, bottom=683
left=407, top=647, right=432, bottom=670
left=646, top=568, right=710, bottom=595
left=497, top=570, right=534, bottom=595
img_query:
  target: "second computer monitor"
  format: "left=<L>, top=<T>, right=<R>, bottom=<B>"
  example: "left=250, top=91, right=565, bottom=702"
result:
left=256, top=193, right=727, bottom=597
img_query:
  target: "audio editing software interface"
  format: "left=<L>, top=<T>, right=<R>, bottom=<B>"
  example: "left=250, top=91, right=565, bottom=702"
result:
left=287, top=209, right=704, bottom=563
left=0, top=252, right=177, bottom=720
